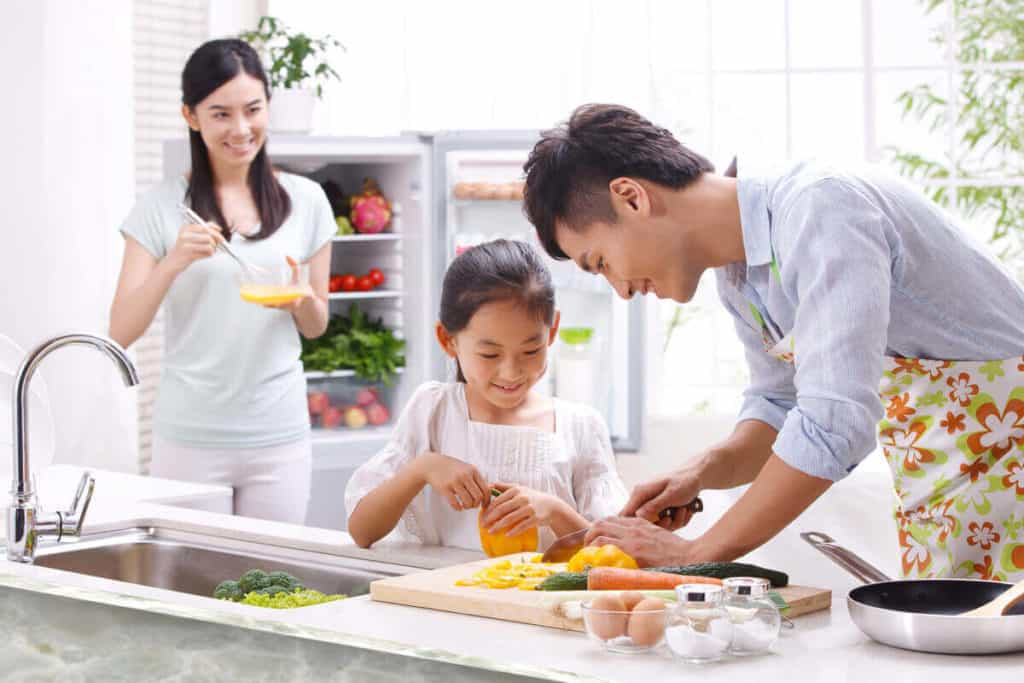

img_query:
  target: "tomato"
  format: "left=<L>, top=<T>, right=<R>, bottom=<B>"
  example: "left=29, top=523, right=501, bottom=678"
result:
left=368, top=268, right=385, bottom=287
left=340, top=274, right=357, bottom=292
left=328, top=275, right=343, bottom=292
left=356, top=275, right=374, bottom=291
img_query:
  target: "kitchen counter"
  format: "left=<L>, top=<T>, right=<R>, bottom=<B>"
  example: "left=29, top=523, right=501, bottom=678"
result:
left=1, top=466, right=1022, bottom=681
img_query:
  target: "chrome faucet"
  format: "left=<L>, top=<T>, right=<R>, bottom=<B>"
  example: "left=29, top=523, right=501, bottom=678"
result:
left=7, top=334, right=139, bottom=562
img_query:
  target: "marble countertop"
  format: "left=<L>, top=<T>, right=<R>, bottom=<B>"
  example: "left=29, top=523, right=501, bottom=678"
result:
left=2, top=465, right=1022, bottom=682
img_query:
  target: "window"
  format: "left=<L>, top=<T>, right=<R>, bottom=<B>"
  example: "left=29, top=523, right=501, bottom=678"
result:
left=657, top=0, right=1023, bottom=418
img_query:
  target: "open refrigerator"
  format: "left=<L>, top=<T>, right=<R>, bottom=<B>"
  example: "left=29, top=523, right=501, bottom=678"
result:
left=164, top=132, right=644, bottom=531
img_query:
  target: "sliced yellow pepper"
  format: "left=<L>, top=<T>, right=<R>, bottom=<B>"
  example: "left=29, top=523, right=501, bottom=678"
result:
left=566, top=544, right=638, bottom=573
left=454, top=556, right=563, bottom=590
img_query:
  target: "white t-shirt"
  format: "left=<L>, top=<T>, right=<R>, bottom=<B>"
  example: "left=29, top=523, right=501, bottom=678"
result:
left=119, top=172, right=335, bottom=448
left=344, top=381, right=629, bottom=551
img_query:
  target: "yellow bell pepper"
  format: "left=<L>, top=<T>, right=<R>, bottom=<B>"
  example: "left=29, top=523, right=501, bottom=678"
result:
left=478, top=488, right=539, bottom=558
left=566, top=544, right=638, bottom=573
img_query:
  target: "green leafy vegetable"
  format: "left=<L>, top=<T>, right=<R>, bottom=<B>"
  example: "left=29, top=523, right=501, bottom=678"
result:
left=239, top=589, right=345, bottom=609
left=301, top=304, right=405, bottom=385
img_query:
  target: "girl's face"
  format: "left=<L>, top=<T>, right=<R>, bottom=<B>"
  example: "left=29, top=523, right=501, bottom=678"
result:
left=438, top=300, right=560, bottom=410
left=181, top=72, right=268, bottom=173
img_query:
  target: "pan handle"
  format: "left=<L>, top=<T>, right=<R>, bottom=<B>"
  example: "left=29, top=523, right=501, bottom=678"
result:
left=800, top=531, right=892, bottom=584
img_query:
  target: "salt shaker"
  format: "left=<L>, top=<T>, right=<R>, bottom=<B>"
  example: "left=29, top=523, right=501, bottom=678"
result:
left=723, top=577, right=781, bottom=655
left=666, top=584, right=733, bottom=664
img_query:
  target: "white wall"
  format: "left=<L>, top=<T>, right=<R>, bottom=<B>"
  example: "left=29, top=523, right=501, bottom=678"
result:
left=0, top=1, right=137, bottom=473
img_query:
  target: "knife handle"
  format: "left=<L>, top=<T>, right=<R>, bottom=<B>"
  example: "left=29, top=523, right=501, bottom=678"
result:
left=657, top=496, right=703, bottom=520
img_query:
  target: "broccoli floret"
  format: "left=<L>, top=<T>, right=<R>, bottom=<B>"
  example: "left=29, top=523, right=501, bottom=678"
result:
left=256, top=584, right=291, bottom=597
left=238, top=569, right=271, bottom=593
left=267, top=571, right=303, bottom=591
left=213, top=580, right=244, bottom=601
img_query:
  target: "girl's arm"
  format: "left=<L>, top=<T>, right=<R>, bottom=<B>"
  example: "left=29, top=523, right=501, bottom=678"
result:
left=347, top=451, right=490, bottom=548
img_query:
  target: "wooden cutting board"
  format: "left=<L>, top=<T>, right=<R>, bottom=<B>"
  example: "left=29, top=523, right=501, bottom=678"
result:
left=371, top=557, right=832, bottom=632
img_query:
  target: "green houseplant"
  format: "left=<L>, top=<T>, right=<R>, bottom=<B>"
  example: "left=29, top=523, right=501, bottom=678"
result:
left=240, top=15, right=344, bottom=134
left=888, top=0, right=1023, bottom=265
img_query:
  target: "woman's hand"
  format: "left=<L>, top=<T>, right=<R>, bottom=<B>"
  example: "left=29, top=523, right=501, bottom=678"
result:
left=258, top=255, right=313, bottom=312
left=414, top=452, right=490, bottom=511
left=479, top=483, right=570, bottom=537
left=166, top=222, right=224, bottom=273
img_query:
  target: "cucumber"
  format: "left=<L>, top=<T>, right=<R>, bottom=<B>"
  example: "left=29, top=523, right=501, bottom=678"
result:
left=648, top=562, right=789, bottom=587
left=536, top=562, right=788, bottom=591
left=537, top=572, right=588, bottom=591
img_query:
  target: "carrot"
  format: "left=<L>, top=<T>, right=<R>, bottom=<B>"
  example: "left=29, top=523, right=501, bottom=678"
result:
left=586, top=567, right=723, bottom=591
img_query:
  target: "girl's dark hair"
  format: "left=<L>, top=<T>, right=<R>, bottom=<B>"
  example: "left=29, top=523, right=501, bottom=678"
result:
left=440, top=239, right=556, bottom=382
left=523, top=103, right=714, bottom=260
left=181, top=39, right=291, bottom=241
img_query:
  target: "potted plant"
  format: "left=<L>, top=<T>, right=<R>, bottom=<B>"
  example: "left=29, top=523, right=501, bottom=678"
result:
left=240, top=16, right=344, bottom=134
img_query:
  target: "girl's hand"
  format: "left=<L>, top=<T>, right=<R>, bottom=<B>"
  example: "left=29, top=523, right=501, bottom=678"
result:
left=480, top=483, right=567, bottom=536
left=166, top=222, right=224, bottom=273
left=258, top=255, right=313, bottom=312
left=416, top=452, right=490, bottom=511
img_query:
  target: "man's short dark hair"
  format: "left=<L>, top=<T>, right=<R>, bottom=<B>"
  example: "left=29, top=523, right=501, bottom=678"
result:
left=522, top=103, right=714, bottom=260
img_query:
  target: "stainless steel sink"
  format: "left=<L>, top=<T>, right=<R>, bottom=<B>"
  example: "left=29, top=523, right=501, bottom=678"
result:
left=34, top=526, right=408, bottom=599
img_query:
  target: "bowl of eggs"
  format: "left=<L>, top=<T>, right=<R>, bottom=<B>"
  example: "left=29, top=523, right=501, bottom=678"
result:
left=581, top=593, right=669, bottom=654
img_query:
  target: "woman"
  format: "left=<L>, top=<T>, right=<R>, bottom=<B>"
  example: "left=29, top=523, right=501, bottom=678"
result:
left=110, top=39, right=335, bottom=523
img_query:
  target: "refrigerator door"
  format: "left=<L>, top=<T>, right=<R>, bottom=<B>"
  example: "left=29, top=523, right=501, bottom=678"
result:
left=423, top=131, right=644, bottom=451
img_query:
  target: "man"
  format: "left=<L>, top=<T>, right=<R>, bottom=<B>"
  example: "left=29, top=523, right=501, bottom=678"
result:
left=523, top=103, right=1024, bottom=580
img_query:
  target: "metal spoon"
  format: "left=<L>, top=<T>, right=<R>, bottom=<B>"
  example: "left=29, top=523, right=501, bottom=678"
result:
left=177, top=203, right=269, bottom=276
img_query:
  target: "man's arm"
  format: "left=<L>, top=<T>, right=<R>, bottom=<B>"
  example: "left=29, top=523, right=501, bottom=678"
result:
left=588, top=454, right=832, bottom=566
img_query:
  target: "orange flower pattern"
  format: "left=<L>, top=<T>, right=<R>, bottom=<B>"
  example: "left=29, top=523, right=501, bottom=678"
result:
left=965, top=398, right=1024, bottom=462
left=946, top=372, right=980, bottom=407
left=886, top=393, right=916, bottom=423
left=940, top=411, right=966, bottom=434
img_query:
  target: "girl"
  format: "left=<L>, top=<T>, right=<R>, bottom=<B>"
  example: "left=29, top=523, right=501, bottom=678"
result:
left=345, top=239, right=628, bottom=549
left=109, top=39, right=335, bottom=523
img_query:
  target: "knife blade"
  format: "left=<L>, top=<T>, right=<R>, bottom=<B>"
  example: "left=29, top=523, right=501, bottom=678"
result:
left=539, top=497, right=704, bottom=563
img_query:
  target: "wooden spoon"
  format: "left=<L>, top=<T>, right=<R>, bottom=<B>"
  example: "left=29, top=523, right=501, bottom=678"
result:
left=961, top=578, right=1024, bottom=617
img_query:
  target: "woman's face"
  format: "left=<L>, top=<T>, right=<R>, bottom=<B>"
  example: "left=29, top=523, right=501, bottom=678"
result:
left=182, top=72, right=268, bottom=172
left=437, top=300, right=560, bottom=410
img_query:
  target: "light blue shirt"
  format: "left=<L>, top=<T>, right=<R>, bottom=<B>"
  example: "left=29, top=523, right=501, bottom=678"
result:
left=715, top=159, right=1024, bottom=481
left=121, top=172, right=335, bottom=448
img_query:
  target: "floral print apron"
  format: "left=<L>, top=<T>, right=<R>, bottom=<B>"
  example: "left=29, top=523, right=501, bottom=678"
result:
left=748, top=279, right=1024, bottom=581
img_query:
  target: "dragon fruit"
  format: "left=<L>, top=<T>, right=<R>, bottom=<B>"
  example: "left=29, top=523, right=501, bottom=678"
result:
left=350, top=177, right=392, bottom=234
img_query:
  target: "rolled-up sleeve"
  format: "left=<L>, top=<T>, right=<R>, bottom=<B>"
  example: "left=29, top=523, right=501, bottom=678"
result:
left=771, top=180, right=893, bottom=481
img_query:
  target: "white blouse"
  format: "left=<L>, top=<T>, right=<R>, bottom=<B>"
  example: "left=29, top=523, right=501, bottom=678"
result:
left=344, top=381, right=628, bottom=551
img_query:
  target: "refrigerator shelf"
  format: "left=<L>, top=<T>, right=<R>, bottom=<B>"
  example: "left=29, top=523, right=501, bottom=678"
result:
left=328, top=290, right=402, bottom=300
left=305, top=367, right=404, bottom=380
left=311, top=425, right=393, bottom=445
left=332, top=234, right=402, bottom=243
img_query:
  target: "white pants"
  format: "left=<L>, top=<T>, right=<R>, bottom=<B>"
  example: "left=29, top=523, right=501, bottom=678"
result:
left=151, top=435, right=312, bottom=524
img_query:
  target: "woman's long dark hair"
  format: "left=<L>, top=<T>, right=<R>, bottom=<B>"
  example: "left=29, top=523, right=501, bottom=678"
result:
left=181, top=39, right=291, bottom=240
left=440, top=239, right=556, bottom=382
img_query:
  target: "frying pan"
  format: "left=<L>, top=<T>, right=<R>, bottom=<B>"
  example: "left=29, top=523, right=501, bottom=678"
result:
left=802, top=531, right=1024, bottom=654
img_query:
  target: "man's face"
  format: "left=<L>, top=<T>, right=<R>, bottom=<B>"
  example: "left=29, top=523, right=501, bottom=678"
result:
left=553, top=186, right=704, bottom=303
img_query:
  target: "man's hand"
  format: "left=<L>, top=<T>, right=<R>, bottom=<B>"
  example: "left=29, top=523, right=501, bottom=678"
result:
left=583, top=516, right=695, bottom=567
left=620, top=468, right=702, bottom=530
left=414, top=452, right=489, bottom=511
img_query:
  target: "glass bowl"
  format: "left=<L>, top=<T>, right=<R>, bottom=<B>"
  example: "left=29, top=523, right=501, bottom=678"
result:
left=237, top=262, right=311, bottom=306
left=581, top=601, right=668, bottom=654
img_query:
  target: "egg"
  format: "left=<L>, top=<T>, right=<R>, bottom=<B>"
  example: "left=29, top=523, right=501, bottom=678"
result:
left=587, top=594, right=628, bottom=640
left=620, top=591, right=646, bottom=612
left=627, top=598, right=667, bottom=647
